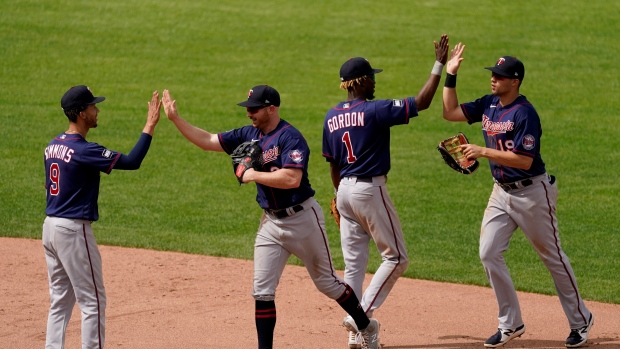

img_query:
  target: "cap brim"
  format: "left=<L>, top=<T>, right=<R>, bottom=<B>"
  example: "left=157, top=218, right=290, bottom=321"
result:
left=484, top=67, right=512, bottom=78
left=92, top=96, right=105, bottom=104
left=373, top=68, right=383, bottom=74
left=237, top=100, right=265, bottom=107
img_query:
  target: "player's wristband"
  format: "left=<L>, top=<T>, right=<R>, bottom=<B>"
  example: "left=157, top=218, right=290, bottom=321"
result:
left=445, top=73, right=457, bottom=88
left=431, top=61, right=444, bottom=76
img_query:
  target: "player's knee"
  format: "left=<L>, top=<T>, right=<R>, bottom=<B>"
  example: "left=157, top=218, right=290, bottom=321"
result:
left=396, top=258, right=409, bottom=276
left=479, top=248, right=501, bottom=265
left=385, top=256, right=409, bottom=277
left=314, top=280, right=346, bottom=300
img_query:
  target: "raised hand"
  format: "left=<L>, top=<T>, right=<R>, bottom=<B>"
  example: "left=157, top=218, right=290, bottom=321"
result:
left=146, top=90, right=161, bottom=126
left=162, top=89, right=179, bottom=120
left=446, top=42, right=465, bottom=75
left=143, top=90, right=161, bottom=135
left=434, top=34, right=449, bottom=65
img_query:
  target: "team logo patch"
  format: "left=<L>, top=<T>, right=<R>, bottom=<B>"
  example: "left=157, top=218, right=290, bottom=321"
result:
left=392, top=99, right=404, bottom=107
left=343, top=103, right=350, bottom=109
left=101, top=149, right=113, bottom=159
left=289, top=150, right=303, bottom=163
left=522, top=135, right=535, bottom=150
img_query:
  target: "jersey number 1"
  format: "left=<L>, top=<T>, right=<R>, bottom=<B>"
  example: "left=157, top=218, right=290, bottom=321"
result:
left=342, top=132, right=357, bottom=163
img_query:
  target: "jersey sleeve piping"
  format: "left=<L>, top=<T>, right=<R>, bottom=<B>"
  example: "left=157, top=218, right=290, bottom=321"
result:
left=404, top=102, right=411, bottom=124
left=283, top=163, right=304, bottom=169
left=218, top=133, right=232, bottom=154
left=106, top=153, right=121, bottom=174
left=513, top=149, right=535, bottom=158
left=460, top=104, right=475, bottom=124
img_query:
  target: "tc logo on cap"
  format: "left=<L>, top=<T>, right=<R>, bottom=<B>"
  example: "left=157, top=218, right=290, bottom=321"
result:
left=237, top=85, right=281, bottom=108
left=485, top=56, right=525, bottom=80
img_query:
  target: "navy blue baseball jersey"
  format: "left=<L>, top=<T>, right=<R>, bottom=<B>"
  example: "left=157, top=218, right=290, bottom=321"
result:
left=461, top=94, right=546, bottom=183
left=218, top=119, right=315, bottom=210
left=44, top=133, right=120, bottom=221
left=322, top=97, right=418, bottom=177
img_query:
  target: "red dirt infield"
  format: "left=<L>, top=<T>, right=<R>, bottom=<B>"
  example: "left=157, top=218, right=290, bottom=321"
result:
left=2, top=237, right=619, bottom=348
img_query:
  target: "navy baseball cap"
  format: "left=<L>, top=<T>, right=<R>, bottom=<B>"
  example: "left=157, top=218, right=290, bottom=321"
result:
left=237, top=85, right=280, bottom=107
left=340, top=57, right=383, bottom=82
left=61, top=85, right=105, bottom=110
left=485, top=56, right=525, bottom=80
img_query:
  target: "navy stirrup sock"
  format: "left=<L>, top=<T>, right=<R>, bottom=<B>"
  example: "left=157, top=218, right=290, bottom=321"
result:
left=255, top=300, right=276, bottom=349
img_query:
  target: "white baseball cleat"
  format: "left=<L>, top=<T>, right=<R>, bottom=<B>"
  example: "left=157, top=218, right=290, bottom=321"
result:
left=343, top=315, right=359, bottom=332
left=348, top=330, right=362, bottom=349
left=360, top=318, right=380, bottom=349
left=343, top=316, right=361, bottom=348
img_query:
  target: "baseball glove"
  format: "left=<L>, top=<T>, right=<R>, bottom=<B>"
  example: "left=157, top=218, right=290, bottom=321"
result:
left=231, top=140, right=262, bottom=184
left=437, top=133, right=479, bottom=175
left=329, top=197, right=340, bottom=227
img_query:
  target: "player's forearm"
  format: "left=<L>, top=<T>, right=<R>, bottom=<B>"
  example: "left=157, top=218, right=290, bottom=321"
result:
left=170, top=116, right=221, bottom=152
left=246, top=168, right=302, bottom=189
left=481, top=148, right=533, bottom=170
left=442, top=86, right=466, bottom=122
left=114, top=133, right=152, bottom=170
left=329, top=163, right=341, bottom=190
left=142, top=123, right=156, bottom=135
left=414, top=73, right=441, bottom=111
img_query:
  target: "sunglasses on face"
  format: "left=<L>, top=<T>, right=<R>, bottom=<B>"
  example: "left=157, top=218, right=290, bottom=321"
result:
left=246, top=105, right=269, bottom=114
left=492, top=72, right=508, bottom=81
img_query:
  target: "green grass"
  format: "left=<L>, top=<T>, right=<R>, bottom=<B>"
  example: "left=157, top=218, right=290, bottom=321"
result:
left=1, top=0, right=619, bottom=304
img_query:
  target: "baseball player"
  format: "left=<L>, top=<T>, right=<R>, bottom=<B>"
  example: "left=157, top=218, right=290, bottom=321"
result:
left=161, top=85, right=380, bottom=349
left=322, top=34, right=449, bottom=348
left=441, top=43, right=594, bottom=348
left=43, top=85, right=161, bottom=349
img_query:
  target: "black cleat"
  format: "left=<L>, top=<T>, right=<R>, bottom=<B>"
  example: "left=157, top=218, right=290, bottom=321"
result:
left=484, top=324, right=525, bottom=347
left=566, top=313, right=594, bottom=348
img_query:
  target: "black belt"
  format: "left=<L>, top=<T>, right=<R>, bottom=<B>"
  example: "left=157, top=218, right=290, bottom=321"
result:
left=265, top=204, right=304, bottom=219
left=498, top=175, right=555, bottom=192
left=497, top=178, right=533, bottom=192
left=356, top=177, right=373, bottom=183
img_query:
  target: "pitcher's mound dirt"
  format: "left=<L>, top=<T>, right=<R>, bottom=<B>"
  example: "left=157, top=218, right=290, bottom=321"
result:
left=2, top=237, right=619, bottom=348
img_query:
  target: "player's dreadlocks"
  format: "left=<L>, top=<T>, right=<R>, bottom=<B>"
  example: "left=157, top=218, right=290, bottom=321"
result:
left=340, top=75, right=373, bottom=91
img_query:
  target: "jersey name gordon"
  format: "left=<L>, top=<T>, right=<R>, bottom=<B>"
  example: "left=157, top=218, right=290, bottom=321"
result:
left=326, top=111, right=364, bottom=133
left=482, top=115, right=514, bottom=136
left=45, top=144, right=74, bottom=163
